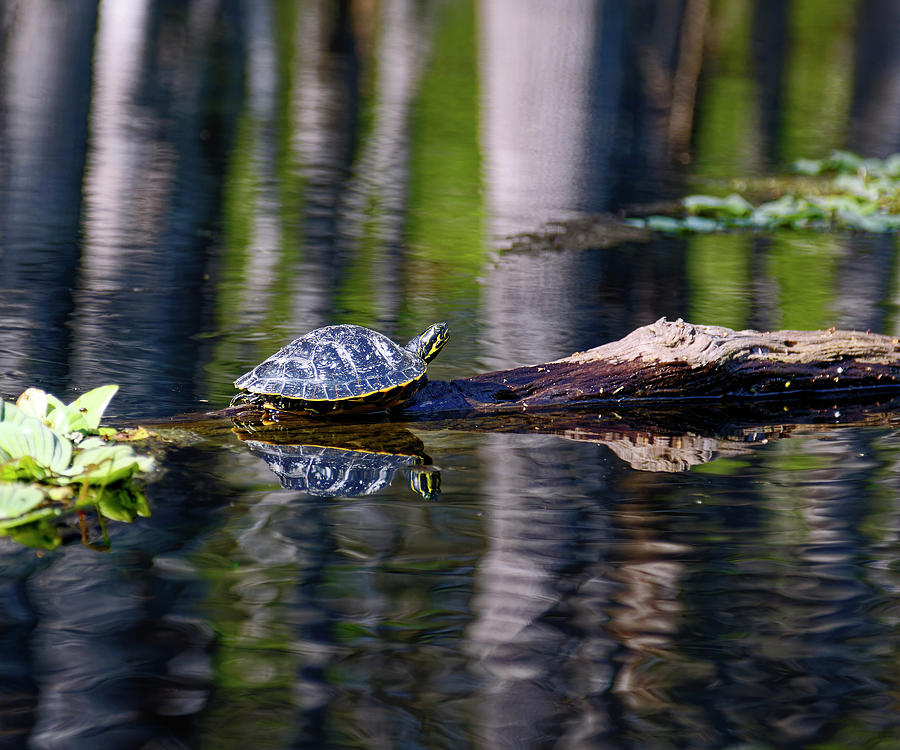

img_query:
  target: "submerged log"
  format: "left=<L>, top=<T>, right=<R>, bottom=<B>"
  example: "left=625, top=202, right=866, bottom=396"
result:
left=405, top=317, right=900, bottom=416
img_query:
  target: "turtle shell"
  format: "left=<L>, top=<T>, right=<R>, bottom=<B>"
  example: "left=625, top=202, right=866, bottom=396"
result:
left=233, top=324, right=426, bottom=412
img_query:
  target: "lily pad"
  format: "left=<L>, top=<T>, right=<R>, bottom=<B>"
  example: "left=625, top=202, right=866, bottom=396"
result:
left=0, top=385, right=155, bottom=550
left=0, top=400, right=33, bottom=428
left=97, top=485, right=151, bottom=522
left=62, top=443, right=155, bottom=485
left=67, top=385, right=119, bottom=431
left=15, top=388, right=49, bottom=421
left=0, top=515, right=64, bottom=548
left=0, top=417, right=73, bottom=476
left=0, top=483, right=45, bottom=520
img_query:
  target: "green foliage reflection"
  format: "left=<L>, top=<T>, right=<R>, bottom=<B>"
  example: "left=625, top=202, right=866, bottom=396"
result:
left=686, top=234, right=751, bottom=328
left=405, top=0, right=485, bottom=321
left=781, top=0, right=855, bottom=160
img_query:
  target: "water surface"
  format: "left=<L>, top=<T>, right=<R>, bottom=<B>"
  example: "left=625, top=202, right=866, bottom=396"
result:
left=2, top=2, right=900, bottom=748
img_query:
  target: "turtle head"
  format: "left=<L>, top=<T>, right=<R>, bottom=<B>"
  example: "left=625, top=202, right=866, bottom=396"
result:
left=406, top=322, right=450, bottom=364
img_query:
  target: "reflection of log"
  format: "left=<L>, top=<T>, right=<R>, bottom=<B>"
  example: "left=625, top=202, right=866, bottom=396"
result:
left=406, top=396, right=900, bottom=472
left=408, top=317, right=900, bottom=416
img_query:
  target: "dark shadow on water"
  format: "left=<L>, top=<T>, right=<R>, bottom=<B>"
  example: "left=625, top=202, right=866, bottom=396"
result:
left=0, top=445, right=235, bottom=748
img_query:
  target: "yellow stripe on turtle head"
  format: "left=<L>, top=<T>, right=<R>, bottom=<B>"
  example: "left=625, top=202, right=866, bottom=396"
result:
left=408, top=322, right=450, bottom=364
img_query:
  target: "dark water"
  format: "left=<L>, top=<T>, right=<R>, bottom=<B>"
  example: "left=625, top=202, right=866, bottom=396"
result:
left=3, top=2, right=900, bottom=748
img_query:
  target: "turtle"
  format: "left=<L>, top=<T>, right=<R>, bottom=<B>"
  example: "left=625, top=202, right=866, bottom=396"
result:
left=231, top=322, right=450, bottom=415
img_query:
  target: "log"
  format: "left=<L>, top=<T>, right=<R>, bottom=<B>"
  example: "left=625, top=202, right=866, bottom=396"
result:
left=405, top=317, right=900, bottom=416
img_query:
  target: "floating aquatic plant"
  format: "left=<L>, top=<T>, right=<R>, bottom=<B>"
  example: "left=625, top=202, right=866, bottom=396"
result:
left=628, top=150, right=900, bottom=234
left=0, top=385, right=154, bottom=549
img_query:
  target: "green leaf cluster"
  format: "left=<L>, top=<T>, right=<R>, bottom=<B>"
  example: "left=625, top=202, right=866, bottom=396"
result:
left=628, top=150, right=900, bottom=234
left=791, top=150, right=900, bottom=178
left=0, top=386, right=154, bottom=547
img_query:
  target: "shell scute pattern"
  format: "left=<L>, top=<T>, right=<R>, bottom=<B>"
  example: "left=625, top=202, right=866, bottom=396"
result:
left=279, top=381, right=303, bottom=399
left=253, top=361, right=281, bottom=379
left=282, top=359, right=313, bottom=380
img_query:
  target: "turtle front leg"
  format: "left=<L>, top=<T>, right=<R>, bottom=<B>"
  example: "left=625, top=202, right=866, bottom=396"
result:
left=230, top=391, right=266, bottom=407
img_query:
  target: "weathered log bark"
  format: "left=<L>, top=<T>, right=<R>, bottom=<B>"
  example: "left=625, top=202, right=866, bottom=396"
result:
left=405, top=317, right=900, bottom=416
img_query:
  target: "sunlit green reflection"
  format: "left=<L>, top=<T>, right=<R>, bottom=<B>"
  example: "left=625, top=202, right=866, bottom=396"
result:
left=767, top=234, right=839, bottom=329
left=404, top=0, right=485, bottom=326
left=692, top=0, right=760, bottom=176
left=781, top=0, right=855, bottom=161
left=686, top=233, right=752, bottom=328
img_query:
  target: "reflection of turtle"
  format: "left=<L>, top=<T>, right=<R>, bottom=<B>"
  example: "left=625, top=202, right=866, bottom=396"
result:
left=232, top=322, right=449, bottom=415
left=234, top=422, right=440, bottom=500
left=243, top=441, right=439, bottom=499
